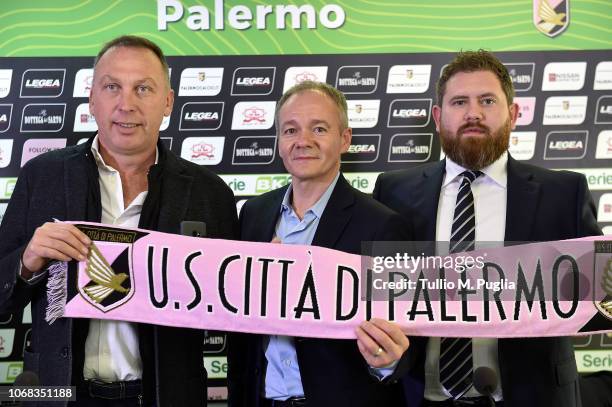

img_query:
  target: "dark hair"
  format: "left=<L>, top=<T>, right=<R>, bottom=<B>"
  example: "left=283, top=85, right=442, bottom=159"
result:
left=275, top=80, right=348, bottom=132
left=93, top=35, right=170, bottom=86
left=437, top=49, right=514, bottom=105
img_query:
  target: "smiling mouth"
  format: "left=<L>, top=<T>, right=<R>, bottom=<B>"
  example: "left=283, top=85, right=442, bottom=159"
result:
left=114, top=122, right=140, bottom=128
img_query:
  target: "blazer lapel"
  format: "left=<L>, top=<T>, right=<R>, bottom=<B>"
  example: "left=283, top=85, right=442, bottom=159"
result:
left=414, top=161, right=445, bottom=241
left=157, top=155, right=194, bottom=234
left=64, top=145, right=91, bottom=221
left=259, top=187, right=286, bottom=242
left=504, top=156, right=541, bottom=241
left=312, top=175, right=355, bottom=249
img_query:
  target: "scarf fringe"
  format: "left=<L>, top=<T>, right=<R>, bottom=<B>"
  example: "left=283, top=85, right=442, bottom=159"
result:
left=45, top=261, right=68, bottom=324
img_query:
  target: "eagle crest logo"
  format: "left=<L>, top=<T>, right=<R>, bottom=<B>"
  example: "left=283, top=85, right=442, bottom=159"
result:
left=533, top=0, right=569, bottom=38
left=79, top=241, right=134, bottom=312
left=595, top=258, right=612, bottom=321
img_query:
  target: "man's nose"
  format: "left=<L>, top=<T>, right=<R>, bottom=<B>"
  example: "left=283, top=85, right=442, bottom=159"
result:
left=295, top=130, right=315, bottom=147
left=117, top=89, right=137, bottom=112
left=464, top=101, right=483, bottom=121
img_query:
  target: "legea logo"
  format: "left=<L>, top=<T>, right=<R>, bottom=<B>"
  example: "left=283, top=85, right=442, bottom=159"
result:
left=386, top=65, right=431, bottom=94
left=179, top=102, right=224, bottom=131
left=387, top=99, right=431, bottom=127
left=508, top=131, right=537, bottom=160
left=73, top=69, right=94, bottom=98
left=595, top=96, right=612, bottom=124
left=543, top=96, right=587, bottom=125
left=543, top=130, right=588, bottom=160
left=347, top=100, right=380, bottom=129
left=21, top=138, right=67, bottom=167
left=0, top=139, right=14, bottom=169
left=231, top=101, right=275, bottom=130
left=0, top=104, right=13, bottom=133
left=231, top=67, right=275, bottom=96
left=515, top=97, right=536, bottom=126
left=180, top=137, right=225, bottom=166
left=542, top=62, right=586, bottom=91
left=0, top=70, right=12, bottom=98
left=73, top=103, right=97, bottom=132
left=20, top=69, right=65, bottom=98
left=341, top=134, right=380, bottom=163
left=283, top=66, right=328, bottom=92
left=178, top=68, right=224, bottom=96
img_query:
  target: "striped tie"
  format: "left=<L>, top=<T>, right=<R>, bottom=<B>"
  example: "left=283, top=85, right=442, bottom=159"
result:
left=439, top=170, right=481, bottom=399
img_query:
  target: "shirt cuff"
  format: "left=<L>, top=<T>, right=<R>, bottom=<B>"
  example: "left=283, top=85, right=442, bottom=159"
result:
left=368, top=359, right=399, bottom=381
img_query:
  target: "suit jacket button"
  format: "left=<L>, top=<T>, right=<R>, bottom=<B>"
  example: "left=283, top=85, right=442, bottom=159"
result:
left=60, top=347, right=69, bottom=358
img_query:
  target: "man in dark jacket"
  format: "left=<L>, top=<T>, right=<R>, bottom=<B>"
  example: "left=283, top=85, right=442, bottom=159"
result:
left=374, top=50, right=602, bottom=407
left=228, top=81, right=411, bottom=407
left=0, top=35, right=238, bottom=406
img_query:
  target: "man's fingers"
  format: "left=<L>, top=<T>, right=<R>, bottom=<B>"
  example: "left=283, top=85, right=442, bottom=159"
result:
left=46, top=224, right=90, bottom=255
left=369, top=318, right=410, bottom=349
left=360, top=321, right=401, bottom=357
left=355, top=327, right=394, bottom=367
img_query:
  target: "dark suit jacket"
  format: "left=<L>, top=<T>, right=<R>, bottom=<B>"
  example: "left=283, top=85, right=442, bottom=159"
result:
left=373, top=156, right=602, bottom=407
left=0, top=139, right=238, bottom=406
left=227, top=175, right=412, bottom=407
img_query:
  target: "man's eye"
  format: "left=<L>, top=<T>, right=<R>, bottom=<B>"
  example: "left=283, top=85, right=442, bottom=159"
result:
left=451, top=100, right=465, bottom=106
left=482, top=97, right=496, bottom=105
left=314, top=126, right=327, bottom=133
left=137, top=85, right=151, bottom=94
left=104, top=83, right=118, bottom=91
left=283, top=128, right=296, bottom=135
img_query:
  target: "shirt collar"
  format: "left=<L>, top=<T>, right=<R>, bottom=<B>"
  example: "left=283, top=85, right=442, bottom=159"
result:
left=280, top=172, right=341, bottom=219
left=90, top=134, right=159, bottom=171
left=443, top=151, right=508, bottom=188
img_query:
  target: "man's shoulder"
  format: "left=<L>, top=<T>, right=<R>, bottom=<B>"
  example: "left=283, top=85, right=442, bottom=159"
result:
left=170, top=154, right=233, bottom=193
left=242, top=186, right=286, bottom=213
left=510, top=159, right=586, bottom=185
left=21, top=143, right=86, bottom=174
left=377, top=161, right=441, bottom=183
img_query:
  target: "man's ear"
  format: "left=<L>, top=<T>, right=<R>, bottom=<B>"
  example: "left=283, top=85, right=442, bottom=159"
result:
left=432, top=104, right=442, bottom=132
left=340, top=127, right=352, bottom=154
left=508, top=102, right=519, bottom=130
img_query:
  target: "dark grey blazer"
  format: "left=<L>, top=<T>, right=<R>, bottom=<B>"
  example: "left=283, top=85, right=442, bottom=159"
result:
left=0, top=138, right=238, bottom=406
left=373, top=156, right=602, bottom=407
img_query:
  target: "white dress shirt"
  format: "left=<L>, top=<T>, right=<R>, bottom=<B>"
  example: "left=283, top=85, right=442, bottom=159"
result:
left=424, top=152, right=508, bottom=401
left=82, top=136, right=157, bottom=382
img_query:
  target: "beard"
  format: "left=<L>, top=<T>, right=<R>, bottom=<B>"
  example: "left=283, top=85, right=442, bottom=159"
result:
left=439, top=118, right=511, bottom=170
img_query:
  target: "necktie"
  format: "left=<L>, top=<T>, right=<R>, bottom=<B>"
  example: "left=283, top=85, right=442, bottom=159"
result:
left=439, top=170, right=481, bottom=399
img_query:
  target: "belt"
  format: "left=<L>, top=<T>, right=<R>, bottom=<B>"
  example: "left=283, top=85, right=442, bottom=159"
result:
left=423, top=396, right=503, bottom=407
left=261, top=396, right=307, bottom=407
left=84, top=379, right=143, bottom=401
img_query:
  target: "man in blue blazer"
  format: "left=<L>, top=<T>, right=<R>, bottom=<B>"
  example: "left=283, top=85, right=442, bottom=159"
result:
left=374, top=50, right=601, bottom=407
left=228, top=81, right=411, bottom=407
